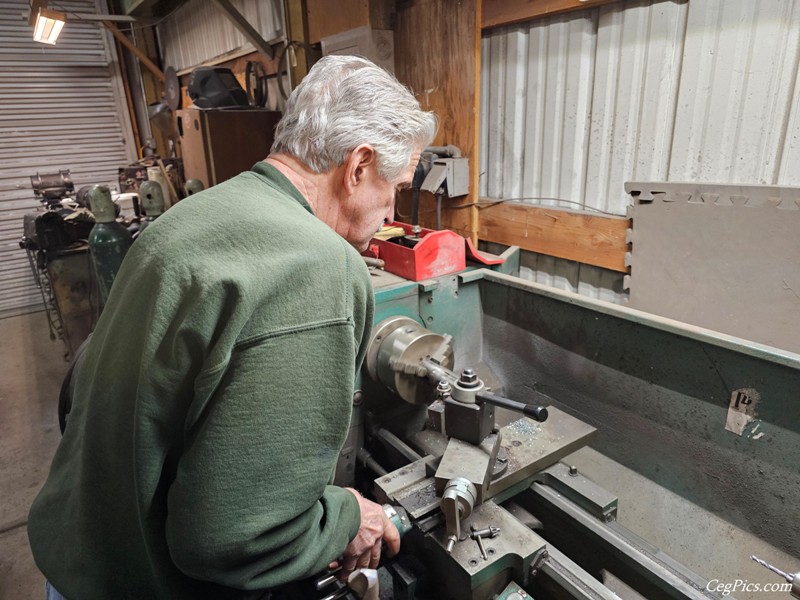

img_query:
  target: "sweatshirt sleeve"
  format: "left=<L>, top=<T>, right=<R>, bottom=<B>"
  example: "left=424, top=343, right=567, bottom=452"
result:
left=165, top=319, right=362, bottom=590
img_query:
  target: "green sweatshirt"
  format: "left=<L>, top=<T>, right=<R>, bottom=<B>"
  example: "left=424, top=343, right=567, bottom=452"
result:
left=28, top=162, right=372, bottom=599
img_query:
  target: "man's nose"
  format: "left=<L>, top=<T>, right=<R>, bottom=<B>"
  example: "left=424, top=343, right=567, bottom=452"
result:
left=385, top=198, right=396, bottom=223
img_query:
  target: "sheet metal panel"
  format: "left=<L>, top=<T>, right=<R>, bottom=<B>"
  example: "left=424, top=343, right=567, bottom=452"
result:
left=481, top=0, right=800, bottom=302
left=158, top=0, right=284, bottom=72
left=519, top=255, right=625, bottom=305
left=670, top=0, right=800, bottom=184
left=625, top=182, right=800, bottom=352
left=586, top=0, right=688, bottom=210
left=481, top=243, right=625, bottom=304
left=480, top=16, right=597, bottom=208
left=0, top=0, right=135, bottom=318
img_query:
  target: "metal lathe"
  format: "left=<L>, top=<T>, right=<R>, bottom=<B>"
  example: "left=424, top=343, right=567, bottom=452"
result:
left=310, top=247, right=800, bottom=600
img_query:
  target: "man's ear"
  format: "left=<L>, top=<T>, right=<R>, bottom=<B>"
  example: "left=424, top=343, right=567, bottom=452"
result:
left=343, top=145, right=376, bottom=194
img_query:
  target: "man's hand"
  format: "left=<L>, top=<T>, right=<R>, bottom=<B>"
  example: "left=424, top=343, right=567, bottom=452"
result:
left=331, top=488, right=401, bottom=579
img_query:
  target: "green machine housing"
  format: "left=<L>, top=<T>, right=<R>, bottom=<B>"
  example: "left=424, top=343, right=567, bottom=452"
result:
left=329, top=249, right=800, bottom=600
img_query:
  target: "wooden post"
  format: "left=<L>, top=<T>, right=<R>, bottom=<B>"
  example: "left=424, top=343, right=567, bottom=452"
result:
left=394, top=0, right=481, bottom=244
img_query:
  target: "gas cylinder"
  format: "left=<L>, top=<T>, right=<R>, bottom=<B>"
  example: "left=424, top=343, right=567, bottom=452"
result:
left=87, top=185, right=132, bottom=307
left=137, top=180, right=165, bottom=235
left=185, top=178, right=205, bottom=196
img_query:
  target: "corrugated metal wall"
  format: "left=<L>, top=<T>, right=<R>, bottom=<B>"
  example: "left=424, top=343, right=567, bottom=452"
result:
left=0, top=0, right=135, bottom=318
left=158, top=0, right=284, bottom=73
left=480, top=0, right=800, bottom=301
left=482, top=243, right=627, bottom=303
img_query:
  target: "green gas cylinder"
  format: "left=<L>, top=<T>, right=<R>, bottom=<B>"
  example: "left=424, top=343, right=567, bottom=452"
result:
left=185, top=178, right=205, bottom=196
left=88, top=185, right=132, bottom=307
left=138, top=180, right=165, bottom=235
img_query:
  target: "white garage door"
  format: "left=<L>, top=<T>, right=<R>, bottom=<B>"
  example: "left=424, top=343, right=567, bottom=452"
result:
left=0, top=0, right=135, bottom=318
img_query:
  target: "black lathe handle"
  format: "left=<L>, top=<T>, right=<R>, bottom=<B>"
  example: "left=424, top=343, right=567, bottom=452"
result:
left=477, top=391, right=549, bottom=422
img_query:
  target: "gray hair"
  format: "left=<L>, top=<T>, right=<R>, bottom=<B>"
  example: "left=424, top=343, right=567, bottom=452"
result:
left=271, top=55, right=437, bottom=182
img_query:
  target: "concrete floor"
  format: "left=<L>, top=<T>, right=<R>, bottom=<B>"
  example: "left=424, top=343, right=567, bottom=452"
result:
left=0, top=312, right=68, bottom=600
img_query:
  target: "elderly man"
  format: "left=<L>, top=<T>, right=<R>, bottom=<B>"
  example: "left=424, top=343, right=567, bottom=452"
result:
left=28, top=55, right=437, bottom=599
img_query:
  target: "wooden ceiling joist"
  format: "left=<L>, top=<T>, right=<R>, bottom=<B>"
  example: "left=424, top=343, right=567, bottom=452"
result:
left=482, top=0, right=620, bottom=30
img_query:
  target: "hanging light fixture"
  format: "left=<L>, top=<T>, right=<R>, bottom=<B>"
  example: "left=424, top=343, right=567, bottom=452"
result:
left=28, top=0, right=135, bottom=46
left=29, top=1, right=66, bottom=45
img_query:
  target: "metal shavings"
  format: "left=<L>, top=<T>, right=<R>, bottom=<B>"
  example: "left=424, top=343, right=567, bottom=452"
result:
left=508, top=419, right=541, bottom=437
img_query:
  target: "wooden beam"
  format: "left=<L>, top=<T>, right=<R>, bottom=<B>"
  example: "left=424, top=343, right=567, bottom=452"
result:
left=477, top=200, right=629, bottom=272
left=285, top=0, right=311, bottom=87
left=394, top=0, right=481, bottom=244
left=306, top=0, right=367, bottom=44
left=482, top=0, right=620, bottom=29
left=102, top=21, right=165, bottom=82
left=305, top=0, right=393, bottom=44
